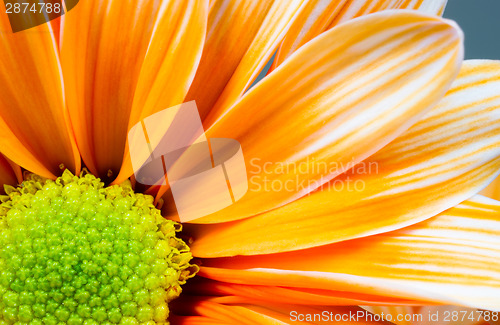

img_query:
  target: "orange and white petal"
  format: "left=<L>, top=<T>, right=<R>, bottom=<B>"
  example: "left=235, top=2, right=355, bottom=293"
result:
left=188, top=60, right=500, bottom=256
left=199, top=196, right=500, bottom=311
left=480, top=175, right=500, bottom=200
left=327, top=0, right=448, bottom=24
left=0, top=11, right=80, bottom=178
left=271, top=0, right=448, bottom=70
left=60, top=0, right=207, bottom=182
left=185, top=0, right=306, bottom=122
left=178, top=11, right=463, bottom=225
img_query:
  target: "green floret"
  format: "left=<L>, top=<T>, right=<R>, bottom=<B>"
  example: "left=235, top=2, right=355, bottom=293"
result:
left=0, top=170, right=198, bottom=324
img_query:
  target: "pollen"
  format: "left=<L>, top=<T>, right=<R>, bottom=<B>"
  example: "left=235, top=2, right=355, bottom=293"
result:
left=0, top=170, right=198, bottom=324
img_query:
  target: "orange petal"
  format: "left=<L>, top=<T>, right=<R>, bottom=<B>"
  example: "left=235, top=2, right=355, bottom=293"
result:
left=185, top=0, right=306, bottom=122
left=173, top=299, right=390, bottom=324
left=50, top=16, right=62, bottom=47
left=181, top=10, right=462, bottom=224
left=117, top=0, right=208, bottom=185
left=271, top=0, right=448, bottom=70
left=171, top=11, right=463, bottom=226
left=188, top=60, right=500, bottom=256
left=60, top=0, right=207, bottom=182
left=0, top=154, right=19, bottom=193
left=0, top=11, right=80, bottom=178
left=175, top=299, right=285, bottom=325
left=6, top=157, right=22, bottom=184
left=169, top=315, right=231, bottom=325
left=199, top=196, right=500, bottom=310
left=480, top=175, right=500, bottom=200
left=184, top=278, right=428, bottom=306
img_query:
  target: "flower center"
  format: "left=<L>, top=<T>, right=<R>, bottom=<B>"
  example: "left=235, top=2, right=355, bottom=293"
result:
left=0, top=170, right=197, bottom=324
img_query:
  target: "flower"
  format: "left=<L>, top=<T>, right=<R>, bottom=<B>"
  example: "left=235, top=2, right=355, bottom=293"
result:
left=0, top=0, right=499, bottom=324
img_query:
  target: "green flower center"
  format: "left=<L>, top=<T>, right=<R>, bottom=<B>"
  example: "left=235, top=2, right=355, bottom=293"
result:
left=0, top=171, right=197, bottom=324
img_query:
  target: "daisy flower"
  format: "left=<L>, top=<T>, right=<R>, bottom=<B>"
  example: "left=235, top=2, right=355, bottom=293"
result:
left=0, top=0, right=499, bottom=324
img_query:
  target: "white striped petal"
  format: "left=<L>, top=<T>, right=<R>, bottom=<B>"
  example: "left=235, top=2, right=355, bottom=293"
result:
left=189, top=60, right=500, bottom=257
left=199, top=196, right=500, bottom=311
left=271, top=0, right=448, bottom=69
left=176, top=10, right=463, bottom=226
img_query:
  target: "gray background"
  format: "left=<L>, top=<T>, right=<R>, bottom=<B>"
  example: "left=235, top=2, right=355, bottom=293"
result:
left=444, top=0, right=500, bottom=59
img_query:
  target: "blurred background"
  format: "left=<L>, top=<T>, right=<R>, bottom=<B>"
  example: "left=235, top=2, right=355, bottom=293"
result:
left=444, top=0, right=500, bottom=59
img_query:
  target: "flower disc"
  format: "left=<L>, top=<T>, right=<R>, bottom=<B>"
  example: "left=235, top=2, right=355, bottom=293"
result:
left=0, top=171, right=197, bottom=324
